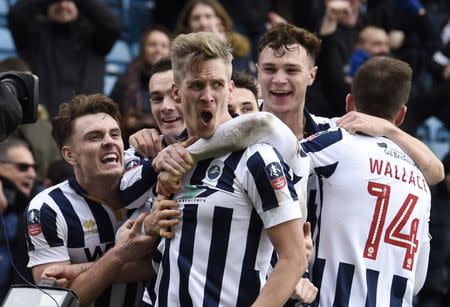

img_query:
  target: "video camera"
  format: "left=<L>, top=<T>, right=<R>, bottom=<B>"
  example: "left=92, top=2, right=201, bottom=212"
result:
left=0, top=72, right=39, bottom=141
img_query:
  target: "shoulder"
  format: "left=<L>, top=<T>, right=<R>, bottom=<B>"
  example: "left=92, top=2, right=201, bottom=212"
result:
left=300, top=127, right=345, bottom=153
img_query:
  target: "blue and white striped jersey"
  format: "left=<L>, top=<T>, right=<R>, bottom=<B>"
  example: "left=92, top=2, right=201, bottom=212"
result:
left=300, top=128, right=431, bottom=307
left=122, top=143, right=302, bottom=306
left=25, top=177, right=144, bottom=307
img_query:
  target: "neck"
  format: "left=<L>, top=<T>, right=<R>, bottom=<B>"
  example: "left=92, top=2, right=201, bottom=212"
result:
left=263, top=107, right=305, bottom=140
left=75, top=173, right=122, bottom=210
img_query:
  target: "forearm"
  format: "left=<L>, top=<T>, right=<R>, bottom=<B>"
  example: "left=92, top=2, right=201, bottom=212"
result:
left=115, top=260, right=156, bottom=283
left=253, top=257, right=306, bottom=307
left=69, top=250, right=126, bottom=306
left=387, top=127, right=444, bottom=184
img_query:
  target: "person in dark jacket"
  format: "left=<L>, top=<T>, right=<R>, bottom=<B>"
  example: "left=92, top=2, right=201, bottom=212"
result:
left=419, top=152, right=450, bottom=307
left=8, top=0, right=122, bottom=116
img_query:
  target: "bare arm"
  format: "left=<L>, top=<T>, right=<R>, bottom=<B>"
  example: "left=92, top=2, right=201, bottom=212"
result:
left=40, top=214, right=157, bottom=306
left=337, top=111, right=444, bottom=185
left=252, top=219, right=307, bottom=307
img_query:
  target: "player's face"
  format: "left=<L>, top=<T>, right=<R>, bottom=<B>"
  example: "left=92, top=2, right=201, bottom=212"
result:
left=258, top=44, right=317, bottom=116
left=228, top=87, right=258, bottom=116
left=66, top=113, right=124, bottom=180
left=150, top=70, right=185, bottom=143
left=142, top=30, right=171, bottom=66
left=174, top=58, right=233, bottom=139
left=0, top=146, right=36, bottom=196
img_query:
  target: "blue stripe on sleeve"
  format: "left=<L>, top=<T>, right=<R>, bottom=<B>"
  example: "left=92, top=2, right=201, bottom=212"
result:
left=301, top=129, right=343, bottom=153
left=119, top=160, right=158, bottom=207
left=40, top=203, right=64, bottom=248
left=49, top=188, right=84, bottom=248
left=247, top=152, right=278, bottom=212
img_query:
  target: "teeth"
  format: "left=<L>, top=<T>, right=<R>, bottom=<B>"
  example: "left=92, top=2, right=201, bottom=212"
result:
left=101, top=153, right=118, bottom=162
left=162, top=117, right=179, bottom=123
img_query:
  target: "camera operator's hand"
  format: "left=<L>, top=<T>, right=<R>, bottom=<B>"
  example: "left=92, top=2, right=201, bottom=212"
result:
left=0, top=180, right=7, bottom=212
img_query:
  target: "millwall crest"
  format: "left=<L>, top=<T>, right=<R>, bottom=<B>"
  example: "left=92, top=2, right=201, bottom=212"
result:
left=265, top=162, right=286, bottom=190
left=207, top=164, right=222, bottom=181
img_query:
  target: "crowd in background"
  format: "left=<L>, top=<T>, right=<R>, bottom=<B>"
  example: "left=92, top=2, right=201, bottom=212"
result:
left=0, top=0, right=449, bottom=306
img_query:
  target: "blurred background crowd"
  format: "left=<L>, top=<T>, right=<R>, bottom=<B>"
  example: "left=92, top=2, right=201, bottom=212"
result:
left=0, top=0, right=449, bottom=306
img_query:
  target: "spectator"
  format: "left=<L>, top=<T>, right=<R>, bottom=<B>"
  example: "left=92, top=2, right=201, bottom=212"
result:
left=8, top=0, right=122, bottom=116
left=176, top=0, right=253, bottom=72
left=419, top=153, right=450, bottom=307
left=0, top=137, right=37, bottom=301
left=110, top=26, right=172, bottom=145
left=42, top=159, right=73, bottom=188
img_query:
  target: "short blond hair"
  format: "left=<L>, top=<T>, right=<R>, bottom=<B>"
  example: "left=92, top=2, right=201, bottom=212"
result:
left=170, top=32, right=233, bottom=85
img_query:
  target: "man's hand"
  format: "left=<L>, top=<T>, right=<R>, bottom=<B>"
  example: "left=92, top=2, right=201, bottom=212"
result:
left=113, top=213, right=158, bottom=264
left=151, top=137, right=197, bottom=176
left=336, top=111, right=395, bottom=136
left=0, top=181, right=7, bottom=212
left=41, top=263, right=89, bottom=288
left=129, top=128, right=163, bottom=158
left=291, top=278, right=318, bottom=304
left=149, top=195, right=181, bottom=238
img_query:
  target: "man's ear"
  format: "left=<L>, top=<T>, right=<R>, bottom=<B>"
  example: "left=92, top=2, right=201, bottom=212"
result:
left=62, top=146, right=77, bottom=166
left=308, top=66, right=318, bottom=86
left=345, top=94, right=356, bottom=113
left=395, top=105, right=407, bottom=126
left=172, top=84, right=181, bottom=103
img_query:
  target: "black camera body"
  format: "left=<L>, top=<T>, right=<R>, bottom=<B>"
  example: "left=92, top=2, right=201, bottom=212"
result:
left=0, top=72, right=39, bottom=124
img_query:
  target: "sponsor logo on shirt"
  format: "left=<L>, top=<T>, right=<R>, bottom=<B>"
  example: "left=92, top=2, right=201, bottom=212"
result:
left=82, top=219, right=98, bottom=235
left=265, top=162, right=286, bottom=190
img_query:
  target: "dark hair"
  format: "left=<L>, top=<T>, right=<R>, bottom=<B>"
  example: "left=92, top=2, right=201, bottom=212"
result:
left=176, top=0, right=233, bottom=35
left=52, top=94, right=121, bottom=149
left=139, top=25, right=172, bottom=58
left=257, top=23, right=321, bottom=63
left=46, top=159, right=74, bottom=185
left=231, top=71, right=258, bottom=99
left=0, top=137, right=30, bottom=160
left=150, top=57, right=172, bottom=77
left=352, top=56, right=412, bottom=120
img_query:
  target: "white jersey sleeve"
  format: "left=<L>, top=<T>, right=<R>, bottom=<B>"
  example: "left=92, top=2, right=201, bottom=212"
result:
left=26, top=186, right=70, bottom=267
left=239, top=143, right=303, bottom=228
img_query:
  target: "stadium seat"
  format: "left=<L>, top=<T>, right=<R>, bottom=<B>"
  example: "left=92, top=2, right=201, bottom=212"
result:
left=104, top=74, right=118, bottom=95
left=0, top=27, right=16, bottom=60
left=106, top=40, right=131, bottom=75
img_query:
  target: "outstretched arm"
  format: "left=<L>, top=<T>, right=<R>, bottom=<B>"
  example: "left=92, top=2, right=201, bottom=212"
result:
left=337, top=111, right=445, bottom=185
